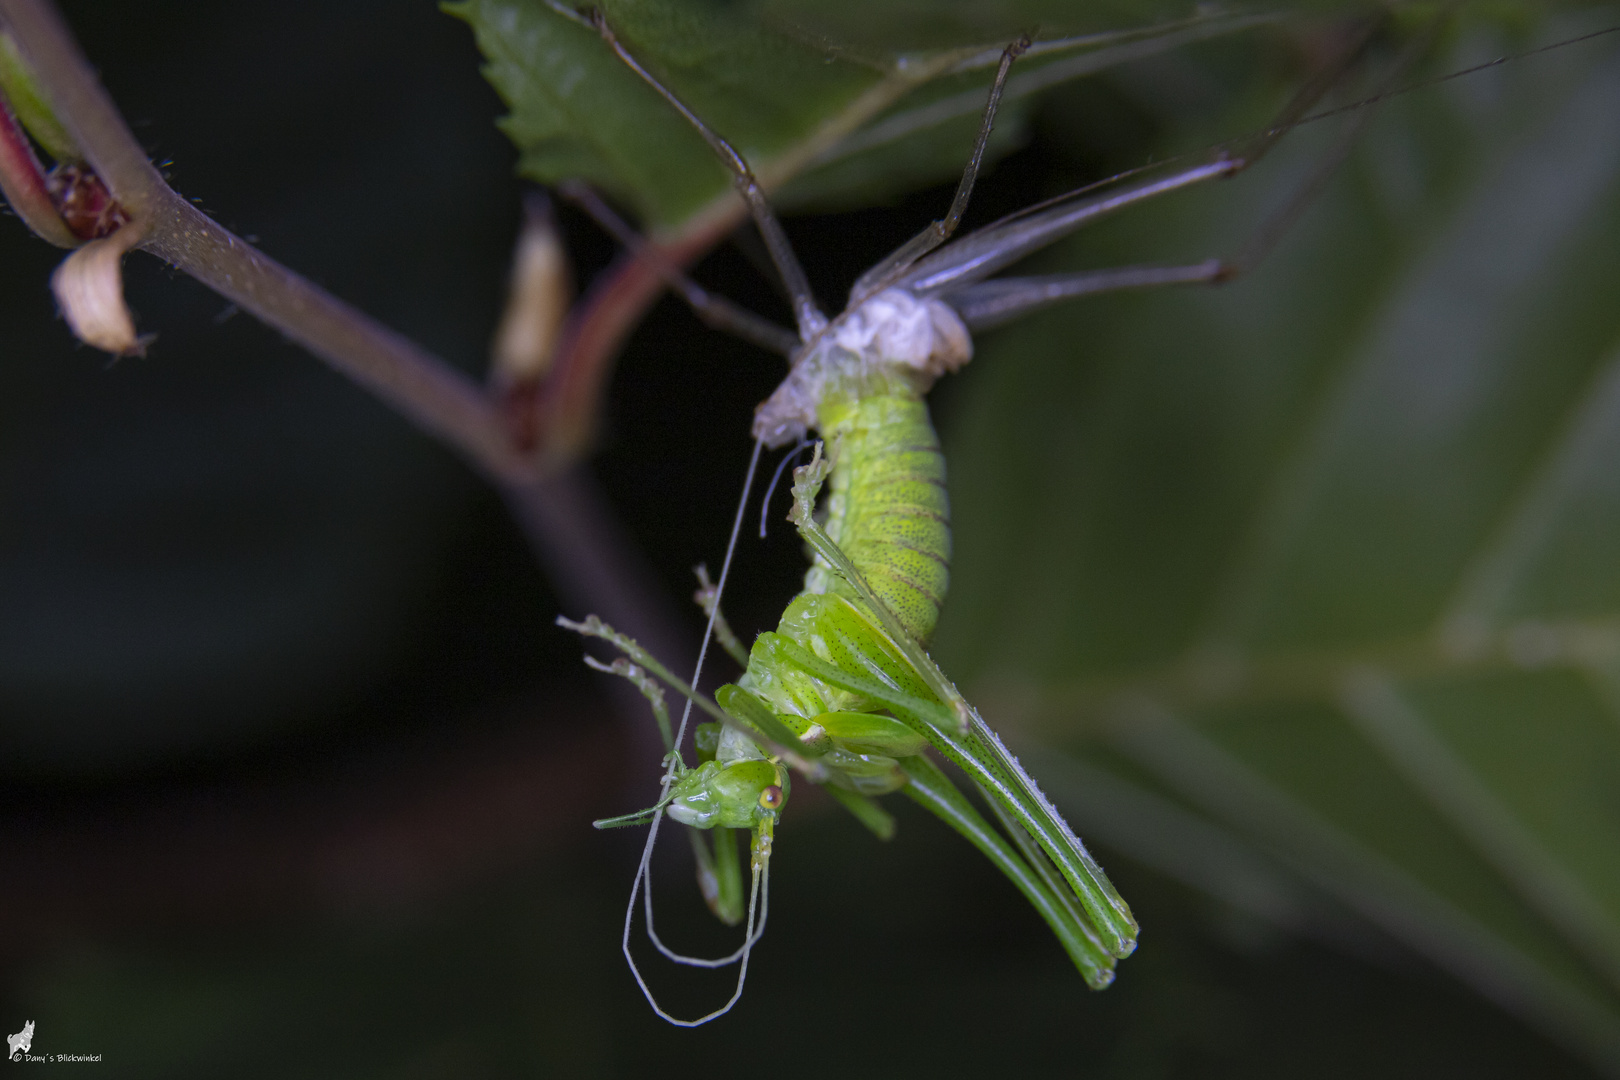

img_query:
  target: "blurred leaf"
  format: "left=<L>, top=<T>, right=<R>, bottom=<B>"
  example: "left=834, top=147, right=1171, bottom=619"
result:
left=935, top=12, right=1620, bottom=1071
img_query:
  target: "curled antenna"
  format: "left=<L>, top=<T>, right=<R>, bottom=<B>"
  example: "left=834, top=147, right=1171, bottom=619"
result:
left=641, top=818, right=770, bottom=967
left=620, top=437, right=766, bottom=1024
left=760, top=438, right=814, bottom=539
left=623, top=840, right=770, bottom=1027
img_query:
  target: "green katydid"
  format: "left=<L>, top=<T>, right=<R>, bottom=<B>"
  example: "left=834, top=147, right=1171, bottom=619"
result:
left=552, top=5, right=1424, bottom=1025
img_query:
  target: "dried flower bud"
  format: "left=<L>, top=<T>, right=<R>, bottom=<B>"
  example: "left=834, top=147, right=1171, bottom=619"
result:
left=491, top=194, right=573, bottom=389
left=491, top=194, right=574, bottom=452
left=51, top=220, right=151, bottom=356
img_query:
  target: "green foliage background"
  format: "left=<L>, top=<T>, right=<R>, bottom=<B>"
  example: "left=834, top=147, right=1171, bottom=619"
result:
left=460, top=0, right=1620, bottom=1069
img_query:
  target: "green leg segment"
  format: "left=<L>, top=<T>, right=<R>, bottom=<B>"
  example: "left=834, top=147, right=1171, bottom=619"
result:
left=900, top=756, right=1117, bottom=988
left=761, top=633, right=1137, bottom=959
left=825, top=784, right=897, bottom=841
left=691, top=826, right=745, bottom=926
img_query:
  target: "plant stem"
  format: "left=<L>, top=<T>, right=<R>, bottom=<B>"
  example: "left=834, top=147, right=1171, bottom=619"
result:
left=0, top=85, right=72, bottom=246
left=0, top=0, right=691, bottom=697
left=140, top=205, right=533, bottom=482
left=0, top=0, right=527, bottom=483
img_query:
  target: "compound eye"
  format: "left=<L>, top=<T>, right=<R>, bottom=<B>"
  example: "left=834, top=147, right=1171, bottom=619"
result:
left=758, top=785, right=784, bottom=811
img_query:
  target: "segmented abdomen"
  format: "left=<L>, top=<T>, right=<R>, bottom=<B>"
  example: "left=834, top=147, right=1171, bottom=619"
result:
left=811, top=391, right=950, bottom=644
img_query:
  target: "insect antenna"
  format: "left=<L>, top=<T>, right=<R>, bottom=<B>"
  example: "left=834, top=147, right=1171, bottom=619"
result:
left=759, top=438, right=813, bottom=539
left=1286, top=22, right=1620, bottom=130
left=983, top=19, right=1620, bottom=243
left=641, top=821, right=771, bottom=969
left=618, top=437, right=767, bottom=1022
left=625, top=832, right=771, bottom=1027
left=1221, top=13, right=1447, bottom=280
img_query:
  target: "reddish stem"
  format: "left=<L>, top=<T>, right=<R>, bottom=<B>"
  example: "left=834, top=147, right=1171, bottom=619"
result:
left=537, top=218, right=740, bottom=463
left=0, top=88, right=72, bottom=246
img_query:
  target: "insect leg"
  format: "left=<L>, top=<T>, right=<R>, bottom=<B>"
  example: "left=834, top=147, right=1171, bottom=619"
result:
left=946, top=261, right=1226, bottom=330
left=975, top=776, right=1109, bottom=974
left=690, top=825, right=746, bottom=926
left=757, top=630, right=1139, bottom=957
left=824, top=785, right=897, bottom=841
left=562, top=615, right=729, bottom=728
left=558, top=180, right=799, bottom=357
left=692, top=564, right=750, bottom=669
left=574, top=651, right=750, bottom=922
left=850, top=36, right=1029, bottom=302
left=773, top=445, right=1138, bottom=950
left=902, top=160, right=1241, bottom=297
left=897, top=15, right=1395, bottom=299
left=901, top=756, right=1119, bottom=987
left=1220, top=16, right=1445, bottom=280
left=581, top=654, right=676, bottom=752
left=933, top=18, right=1447, bottom=329
left=562, top=612, right=826, bottom=776
left=589, top=11, right=826, bottom=340
left=787, top=443, right=974, bottom=730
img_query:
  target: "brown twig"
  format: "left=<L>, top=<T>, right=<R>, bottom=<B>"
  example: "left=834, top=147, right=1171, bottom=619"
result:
left=0, top=0, right=694, bottom=741
left=0, top=0, right=530, bottom=484
left=537, top=223, right=735, bottom=465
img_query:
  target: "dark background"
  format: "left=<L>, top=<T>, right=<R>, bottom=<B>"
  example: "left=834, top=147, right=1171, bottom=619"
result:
left=0, top=3, right=1598, bottom=1076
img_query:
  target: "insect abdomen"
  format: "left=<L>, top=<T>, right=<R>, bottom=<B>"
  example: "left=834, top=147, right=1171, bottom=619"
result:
left=814, top=391, right=950, bottom=643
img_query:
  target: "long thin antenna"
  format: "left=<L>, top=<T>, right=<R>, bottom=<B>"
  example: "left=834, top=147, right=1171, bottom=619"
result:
left=1223, top=13, right=1446, bottom=278
left=934, top=19, right=1620, bottom=254
left=1290, top=22, right=1620, bottom=130
left=625, top=848, right=769, bottom=1026
left=760, top=438, right=813, bottom=538
left=620, top=437, right=766, bottom=1021
left=1219, top=14, right=1385, bottom=173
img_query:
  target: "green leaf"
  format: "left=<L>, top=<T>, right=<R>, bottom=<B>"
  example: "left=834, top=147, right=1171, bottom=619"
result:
left=451, top=0, right=881, bottom=227
left=935, top=15, right=1620, bottom=1071
left=453, top=0, right=1296, bottom=227
left=0, top=29, right=78, bottom=162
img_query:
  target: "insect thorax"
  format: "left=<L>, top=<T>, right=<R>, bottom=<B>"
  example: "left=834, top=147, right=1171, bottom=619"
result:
left=751, top=288, right=972, bottom=448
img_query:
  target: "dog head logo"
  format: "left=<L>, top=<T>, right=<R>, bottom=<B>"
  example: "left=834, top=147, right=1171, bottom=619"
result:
left=6, top=1022, right=32, bottom=1062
